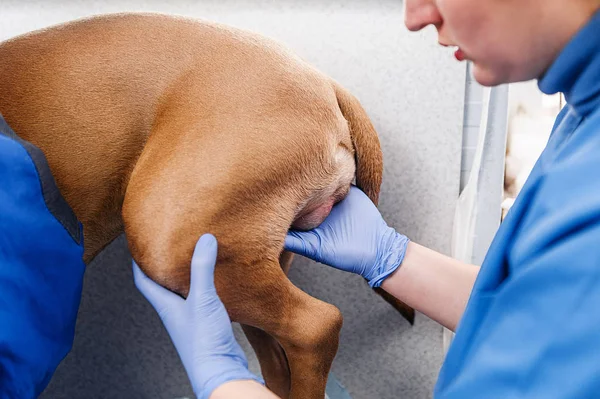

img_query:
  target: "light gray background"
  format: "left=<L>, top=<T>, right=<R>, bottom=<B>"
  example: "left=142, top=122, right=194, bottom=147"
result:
left=2, top=1, right=466, bottom=398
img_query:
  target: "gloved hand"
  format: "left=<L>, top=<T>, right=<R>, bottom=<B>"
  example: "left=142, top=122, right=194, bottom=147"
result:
left=133, top=234, right=263, bottom=399
left=285, top=186, right=410, bottom=288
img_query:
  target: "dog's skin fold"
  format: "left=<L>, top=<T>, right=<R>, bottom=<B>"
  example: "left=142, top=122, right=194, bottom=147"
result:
left=0, top=13, right=413, bottom=398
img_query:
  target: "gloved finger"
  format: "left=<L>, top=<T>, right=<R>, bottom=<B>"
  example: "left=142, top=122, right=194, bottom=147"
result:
left=188, top=233, right=219, bottom=298
left=284, top=231, right=316, bottom=257
left=284, top=232, right=305, bottom=253
left=132, top=261, right=182, bottom=312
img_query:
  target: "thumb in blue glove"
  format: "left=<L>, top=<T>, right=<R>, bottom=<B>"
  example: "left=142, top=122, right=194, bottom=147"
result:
left=133, top=234, right=263, bottom=399
left=285, top=186, right=409, bottom=288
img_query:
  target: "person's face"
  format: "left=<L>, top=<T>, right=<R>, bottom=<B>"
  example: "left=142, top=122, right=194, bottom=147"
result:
left=404, top=0, right=582, bottom=86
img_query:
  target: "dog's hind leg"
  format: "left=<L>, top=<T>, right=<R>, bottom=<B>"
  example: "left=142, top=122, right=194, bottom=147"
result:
left=224, top=261, right=342, bottom=399
left=255, top=251, right=343, bottom=399
left=241, top=325, right=290, bottom=398
left=218, top=252, right=342, bottom=399
left=273, top=289, right=343, bottom=399
left=125, top=220, right=341, bottom=399
left=240, top=251, right=295, bottom=398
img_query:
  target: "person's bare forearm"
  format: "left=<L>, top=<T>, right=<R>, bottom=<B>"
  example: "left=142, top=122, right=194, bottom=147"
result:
left=210, top=380, right=279, bottom=399
left=381, top=242, right=479, bottom=331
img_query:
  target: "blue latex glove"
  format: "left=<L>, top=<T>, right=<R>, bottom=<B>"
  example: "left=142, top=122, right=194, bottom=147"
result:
left=133, top=234, right=263, bottom=399
left=285, top=186, right=410, bottom=288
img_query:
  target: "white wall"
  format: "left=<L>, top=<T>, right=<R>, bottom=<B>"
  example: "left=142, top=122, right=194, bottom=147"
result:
left=2, top=1, right=466, bottom=398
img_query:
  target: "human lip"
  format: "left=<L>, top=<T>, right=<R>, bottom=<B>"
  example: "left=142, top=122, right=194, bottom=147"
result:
left=438, top=42, right=467, bottom=61
left=454, top=47, right=466, bottom=61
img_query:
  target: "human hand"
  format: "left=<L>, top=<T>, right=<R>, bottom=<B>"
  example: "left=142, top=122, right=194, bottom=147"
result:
left=133, top=234, right=263, bottom=399
left=285, top=186, right=409, bottom=287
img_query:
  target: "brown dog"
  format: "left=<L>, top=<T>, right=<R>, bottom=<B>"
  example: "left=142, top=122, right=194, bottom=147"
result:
left=0, top=13, right=413, bottom=398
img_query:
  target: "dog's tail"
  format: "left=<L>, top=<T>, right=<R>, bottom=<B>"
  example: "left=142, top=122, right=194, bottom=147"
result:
left=333, top=82, right=383, bottom=205
left=333, top=82, right=416, bottom=325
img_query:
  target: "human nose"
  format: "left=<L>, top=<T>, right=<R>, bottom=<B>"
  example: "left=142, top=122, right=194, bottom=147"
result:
left=404, top=0, right=443, bottom=32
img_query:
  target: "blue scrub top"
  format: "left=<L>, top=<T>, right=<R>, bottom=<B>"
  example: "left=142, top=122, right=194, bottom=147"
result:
left=435, top=10, right=600, bottom=398
left=0, top=116, right=85, bottom=398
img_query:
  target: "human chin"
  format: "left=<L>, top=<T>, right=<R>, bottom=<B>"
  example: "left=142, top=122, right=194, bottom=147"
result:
left=471, top=62, right=512, bottom=87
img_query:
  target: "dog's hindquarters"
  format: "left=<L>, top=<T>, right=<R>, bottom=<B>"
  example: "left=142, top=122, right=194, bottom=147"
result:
left=122, top=138, right=343, bottom=399
left=122, top=71, right=352, bottom=397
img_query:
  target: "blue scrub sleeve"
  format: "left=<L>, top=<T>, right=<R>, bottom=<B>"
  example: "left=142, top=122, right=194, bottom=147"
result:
left=439, top=153, right=600, bottom=398
left=0, top=128, right=85, bottom=398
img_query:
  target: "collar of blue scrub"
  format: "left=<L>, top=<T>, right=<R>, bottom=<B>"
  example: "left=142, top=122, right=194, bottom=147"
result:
left=538, top=8, right=600, bottom=117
